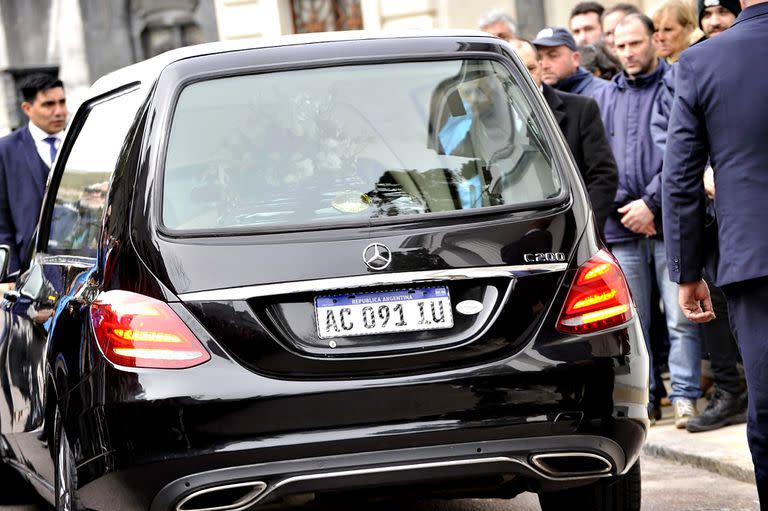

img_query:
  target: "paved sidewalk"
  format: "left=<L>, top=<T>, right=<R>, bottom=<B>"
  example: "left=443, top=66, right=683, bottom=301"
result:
left=643, top=409, right=754, bottom=484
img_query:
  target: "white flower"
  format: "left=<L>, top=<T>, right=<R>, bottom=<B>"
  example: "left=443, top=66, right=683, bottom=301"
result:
left=296, top=158, right=315, bottom=177
left=318, top=151, right=342, bottom=170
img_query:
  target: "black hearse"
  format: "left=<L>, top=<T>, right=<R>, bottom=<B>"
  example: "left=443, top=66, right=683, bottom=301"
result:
left=0, top=31, right=647, bottom=511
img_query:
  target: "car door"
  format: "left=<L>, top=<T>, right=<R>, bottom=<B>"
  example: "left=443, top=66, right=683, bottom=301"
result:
left=0, top=86, right=144, bottom=482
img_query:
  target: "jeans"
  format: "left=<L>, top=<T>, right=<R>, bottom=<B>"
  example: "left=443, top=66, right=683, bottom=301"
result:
left=611, top=238, right=701, bottom=402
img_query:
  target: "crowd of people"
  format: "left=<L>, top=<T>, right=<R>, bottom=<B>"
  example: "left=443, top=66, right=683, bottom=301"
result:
left=482, top=0, right=745, bottom=434
left=482, top=0, right=768, bottom=504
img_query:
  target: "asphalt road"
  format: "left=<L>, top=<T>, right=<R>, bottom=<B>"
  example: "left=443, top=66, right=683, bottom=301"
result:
left=2, top=455, right=760, bottom=510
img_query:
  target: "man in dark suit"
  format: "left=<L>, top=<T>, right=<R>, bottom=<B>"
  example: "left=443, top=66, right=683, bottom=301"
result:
left=662, top=0, right=768, bottom=503
left=511, top=39, right=618, bottom=234
left=0, top=74, right=67, bottom=274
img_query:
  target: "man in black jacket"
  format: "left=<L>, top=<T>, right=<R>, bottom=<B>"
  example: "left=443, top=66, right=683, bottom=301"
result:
left=511, top=39, right=618, bottom=234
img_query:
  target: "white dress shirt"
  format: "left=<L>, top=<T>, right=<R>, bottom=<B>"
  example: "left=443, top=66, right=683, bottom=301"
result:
left=27, top=122, right=65, bottom=168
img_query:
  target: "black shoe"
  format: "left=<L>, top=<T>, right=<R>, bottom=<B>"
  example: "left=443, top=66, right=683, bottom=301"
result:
left=739, top=389, right=748, bottom=409
left=648, top=402, right=662, bottom=424
left=686, top=387, right=747, bottom=433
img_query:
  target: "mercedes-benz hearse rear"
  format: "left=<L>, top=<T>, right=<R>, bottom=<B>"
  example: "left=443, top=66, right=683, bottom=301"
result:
left=81, top=35, right=648, bottom=511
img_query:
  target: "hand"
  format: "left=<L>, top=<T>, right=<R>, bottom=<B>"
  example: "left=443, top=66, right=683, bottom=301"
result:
left=618, top=199, right=656, bottom=236
left=703, top=166, right=715, bottom=200
left=678, top=279, right=716, bottom=323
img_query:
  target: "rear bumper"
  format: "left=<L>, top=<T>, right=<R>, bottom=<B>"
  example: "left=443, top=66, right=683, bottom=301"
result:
left=76, top=411, right=648, bottom=508
left=71, top=317, right=648, bottom=510
left=74, top=422, right=644, bottom=511
left=149, top=433, right=636, bottom=511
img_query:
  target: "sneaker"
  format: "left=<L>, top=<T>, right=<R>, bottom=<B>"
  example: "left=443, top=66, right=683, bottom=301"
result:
left=673, top=398, right=698, bottom=429
left=686, top=388, right=747, bottom=433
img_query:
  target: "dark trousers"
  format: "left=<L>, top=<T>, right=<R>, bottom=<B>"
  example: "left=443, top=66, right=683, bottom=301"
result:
left=650, top=274, right=670, bottom=406
left=724, top=277, right=768, bottom=507
left=702, top=272, right=742, bottom=395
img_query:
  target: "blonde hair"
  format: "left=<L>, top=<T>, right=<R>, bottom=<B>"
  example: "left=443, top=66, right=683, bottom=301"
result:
left=652, top=0, right=697, bottom=31
left=652, top=0, right=699, bottom=61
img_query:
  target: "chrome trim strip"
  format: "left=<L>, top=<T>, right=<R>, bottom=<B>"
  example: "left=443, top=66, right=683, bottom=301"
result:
left=178, top=263, right=568, bottom=302
left=251, top=453, right=614, bottom=506
left=5, top=459, right=55, bottom=494
left=176, top=481, right=267, bottom=511
left=272, top=457, right=512, bottom=489
left=255, top=458, right=516, bottom=505
left=530, top=452, right=613, bottom=478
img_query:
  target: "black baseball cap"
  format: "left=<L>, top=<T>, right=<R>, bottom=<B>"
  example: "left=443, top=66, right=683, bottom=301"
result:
left=533, top=27, right=578, bottom=51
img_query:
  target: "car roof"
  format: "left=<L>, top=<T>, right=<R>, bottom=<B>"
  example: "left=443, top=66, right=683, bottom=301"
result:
left=88, top=30, right=503, bottom=100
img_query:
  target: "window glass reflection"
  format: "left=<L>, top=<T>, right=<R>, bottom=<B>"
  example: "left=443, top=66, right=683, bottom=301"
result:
left=163, top=60, right=560, bottom=231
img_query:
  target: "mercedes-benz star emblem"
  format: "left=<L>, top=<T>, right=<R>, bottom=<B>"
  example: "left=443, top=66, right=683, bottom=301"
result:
left=363, top=243, right=392, bottom=271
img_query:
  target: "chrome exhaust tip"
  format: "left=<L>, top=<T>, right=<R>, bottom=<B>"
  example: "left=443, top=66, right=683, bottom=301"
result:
left=176, top=481, right=267, bottom=511
left=530, top=452, right=613, bottom=478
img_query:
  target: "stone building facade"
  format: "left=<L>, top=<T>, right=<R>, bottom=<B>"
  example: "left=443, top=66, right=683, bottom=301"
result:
left=0, top=0, right=219, bottom=134
left=214, top=0, right=667, bottom=41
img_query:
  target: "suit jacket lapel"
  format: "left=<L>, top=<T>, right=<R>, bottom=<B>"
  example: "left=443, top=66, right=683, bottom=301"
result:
left=18, top=126, right=49, bottom=196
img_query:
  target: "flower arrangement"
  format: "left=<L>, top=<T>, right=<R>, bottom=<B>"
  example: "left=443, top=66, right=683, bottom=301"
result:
left=250, top=91, right=370, bottom=188
left=191, top=89, right=374, bottom=226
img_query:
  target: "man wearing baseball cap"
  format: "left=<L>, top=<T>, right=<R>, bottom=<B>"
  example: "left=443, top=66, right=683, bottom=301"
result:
left=533, top=26, right=612, bottom=103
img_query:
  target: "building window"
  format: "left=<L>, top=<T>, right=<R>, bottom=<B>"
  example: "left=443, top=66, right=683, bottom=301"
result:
left=291, top=0, right=363, bottom=33
left=130, top=0, right=207, bottom=60
left=141, top=22, right=204, bottom=58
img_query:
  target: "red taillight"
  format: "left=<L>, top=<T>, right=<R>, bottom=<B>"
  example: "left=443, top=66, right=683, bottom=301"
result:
left=90, top=290, right=210, bottom=369
left=556, top=249, right=633, bottom=334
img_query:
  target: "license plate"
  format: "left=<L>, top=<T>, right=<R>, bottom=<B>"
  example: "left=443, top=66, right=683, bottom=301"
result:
left=315, top=286, right=454, bottom=339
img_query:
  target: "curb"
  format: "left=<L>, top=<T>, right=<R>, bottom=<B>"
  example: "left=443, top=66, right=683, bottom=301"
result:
left=643, top=422, right=755, bottom=485
left=643, top=440, right=755, bottom=484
